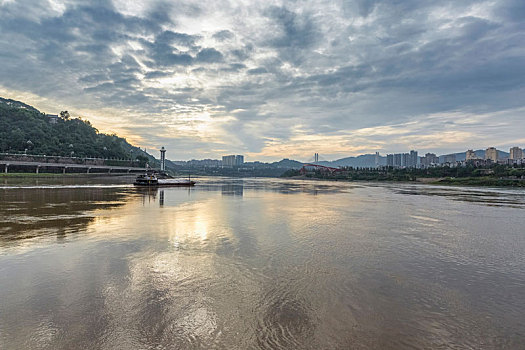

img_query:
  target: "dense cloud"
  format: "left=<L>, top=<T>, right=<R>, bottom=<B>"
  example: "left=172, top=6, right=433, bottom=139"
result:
left=0, top=0, right=523, bottom=160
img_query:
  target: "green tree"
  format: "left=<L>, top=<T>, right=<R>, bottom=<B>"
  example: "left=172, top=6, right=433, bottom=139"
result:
left=60, top=110, right=70, bottom=120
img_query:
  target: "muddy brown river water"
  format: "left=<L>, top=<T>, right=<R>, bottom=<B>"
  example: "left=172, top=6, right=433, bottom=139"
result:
left=1, top=177, right=524, bottom=349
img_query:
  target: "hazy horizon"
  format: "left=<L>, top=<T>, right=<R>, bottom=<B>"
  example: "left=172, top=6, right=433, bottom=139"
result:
left=172, top=148, right=510, bottom=164
left=1, top=0, right=524, bottom=161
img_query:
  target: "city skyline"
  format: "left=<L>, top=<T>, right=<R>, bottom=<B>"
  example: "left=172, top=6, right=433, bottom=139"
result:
left=186, top=145, right=522, bottom=164
left=1, top=0, right=524, bottom=161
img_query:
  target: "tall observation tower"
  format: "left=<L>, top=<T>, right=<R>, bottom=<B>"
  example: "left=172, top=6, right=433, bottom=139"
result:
left=160, top=146, right=166, bottom=171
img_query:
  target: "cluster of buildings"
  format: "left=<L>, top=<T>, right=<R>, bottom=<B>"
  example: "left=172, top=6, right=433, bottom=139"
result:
left=386, top=146, right=525, bottom=169
left=386, top=151, right=419, bottom=168
left=167, top=146, right=525, bottom=171
left=179, top=159, right=222, bottom=167
left=460, top=147, right=524, bottom=167
left=172, top=155, right=245, bottom=168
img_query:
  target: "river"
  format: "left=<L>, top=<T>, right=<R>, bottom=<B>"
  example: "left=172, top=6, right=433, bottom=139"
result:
left=1, top=177, right=524, bottom=349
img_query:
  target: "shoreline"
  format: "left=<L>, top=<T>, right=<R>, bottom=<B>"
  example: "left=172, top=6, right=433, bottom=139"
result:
left=283, top=175, right=525, bottom=188
left=2, top=172, right=524, bottom=188
left=0, top=172, right=135, bottom=178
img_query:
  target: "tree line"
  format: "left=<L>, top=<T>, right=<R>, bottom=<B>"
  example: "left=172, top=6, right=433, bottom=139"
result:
left=0, top=100, right=152, bottom=167
left=282, top=163, right=525, bottom=186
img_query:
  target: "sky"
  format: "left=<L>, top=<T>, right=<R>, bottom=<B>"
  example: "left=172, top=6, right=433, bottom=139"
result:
left=0, top=0, right=524, bottom=161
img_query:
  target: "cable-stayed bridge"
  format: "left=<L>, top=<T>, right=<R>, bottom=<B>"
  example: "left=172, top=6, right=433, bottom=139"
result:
left=301, top=153, right=342, bottom=174
left=304, top=153, right=330, bottom=164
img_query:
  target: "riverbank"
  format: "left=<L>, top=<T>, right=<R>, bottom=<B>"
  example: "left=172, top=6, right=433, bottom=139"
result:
left=3, top=172, right=524, bottom=188
left=284, top=174, right=525, bottom=187
left=0, top=172, right=135, bottom=178
left=433, top=176, right=525, bottom=187
left=0, top=173, right=136, bottom=186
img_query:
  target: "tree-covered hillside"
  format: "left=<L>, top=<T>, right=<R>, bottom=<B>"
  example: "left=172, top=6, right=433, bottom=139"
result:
left=0, top=97, right=155, bottom=165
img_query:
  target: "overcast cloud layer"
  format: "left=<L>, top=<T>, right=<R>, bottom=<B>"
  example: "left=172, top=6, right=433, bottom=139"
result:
left=0, top=0, right=524, bottom=161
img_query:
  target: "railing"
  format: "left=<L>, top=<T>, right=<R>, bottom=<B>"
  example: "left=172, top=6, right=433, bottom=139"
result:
left=0, top=153, right=141, bottom=167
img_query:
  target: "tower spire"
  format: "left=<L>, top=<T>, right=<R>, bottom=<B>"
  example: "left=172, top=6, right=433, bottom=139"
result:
left=160, top=147, right=166, bottom=171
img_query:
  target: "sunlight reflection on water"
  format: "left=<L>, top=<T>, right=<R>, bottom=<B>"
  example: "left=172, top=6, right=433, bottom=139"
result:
left=1, top=178, right=524, bottom=349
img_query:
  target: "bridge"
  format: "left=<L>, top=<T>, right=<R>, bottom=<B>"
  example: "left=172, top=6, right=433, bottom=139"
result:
left=301, top=153, right=342, bottom=174
left=1, top=160, right=147, bottom=174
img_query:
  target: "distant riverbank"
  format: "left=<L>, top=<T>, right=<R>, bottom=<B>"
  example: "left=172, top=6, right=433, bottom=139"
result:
left=433, top=176, right=525, bottom=187
left=285, top=174, right=525, bottom=187
left=3, top=172, right=525, bottom=188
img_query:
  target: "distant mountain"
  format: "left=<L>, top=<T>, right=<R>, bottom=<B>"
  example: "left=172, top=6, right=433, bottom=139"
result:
left=0, top=96, right=157, bottom=166
left=259, top=147, right=516, bottom=169
left=270, top=158, right=304, bottom=168
left=164, top=159, right=179, bottom=170
left=316, top=154, right=386, bottom=168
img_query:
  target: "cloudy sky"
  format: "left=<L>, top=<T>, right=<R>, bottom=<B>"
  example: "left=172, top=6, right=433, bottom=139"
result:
left=0, top=0, right=523, bottom=161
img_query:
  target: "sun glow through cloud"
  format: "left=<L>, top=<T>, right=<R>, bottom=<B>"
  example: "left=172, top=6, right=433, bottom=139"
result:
left=0, top=0, right=524, bottom=160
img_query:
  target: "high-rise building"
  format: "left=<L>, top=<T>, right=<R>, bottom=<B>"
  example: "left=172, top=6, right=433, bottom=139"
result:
left=485, top=147, right=498, bottom=162
left=420, top=153, right=439, bottom=167
left=510, top=147, right=523, bottom=160
left=443, top=154, right=456, bottom=164
left=222, top=155, right=244, bottom=167
left=388, top=151, right=418, bottom=168
left=387, top=154, right=394, bottom=166
left=466, top=150, right=478, bottom=160
left=394, top=153, right=402, bottom=167
left=235, top=155, right=244, bottom=165
left=408, top=150, right=418, bottom=168
left=222, top=155, right=235, bottom=167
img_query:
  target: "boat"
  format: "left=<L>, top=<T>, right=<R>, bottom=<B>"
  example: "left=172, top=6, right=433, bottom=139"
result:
left=134, top=172, right=195, bottom=187
left=157, top=178, right=196, bottom=186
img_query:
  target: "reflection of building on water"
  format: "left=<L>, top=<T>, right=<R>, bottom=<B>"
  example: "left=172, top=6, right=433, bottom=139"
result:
left=159, top=190, right=164, bottom=207
left=221, top=183, right=244, bottom=196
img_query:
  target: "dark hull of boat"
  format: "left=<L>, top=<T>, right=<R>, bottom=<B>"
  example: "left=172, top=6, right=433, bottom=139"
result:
left=133, top=181, right=157, bottom=186
left=134, top=182, right=196, bottom=187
